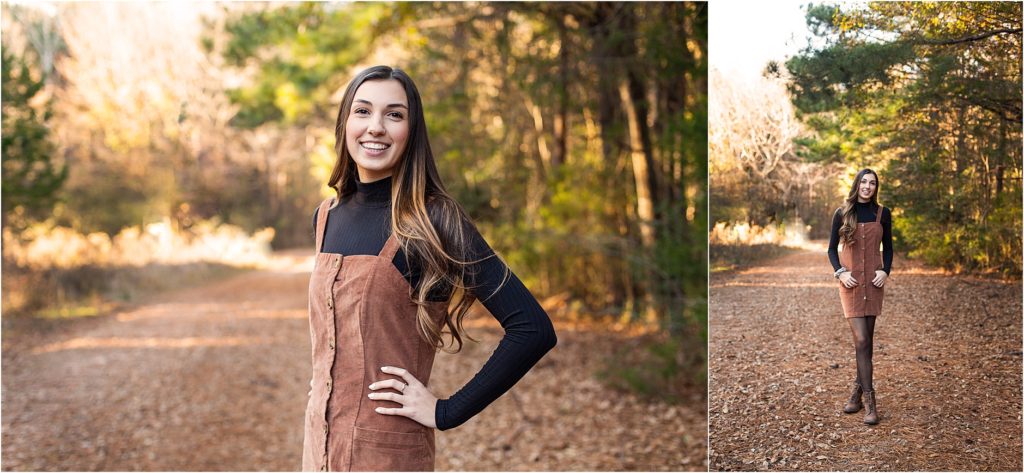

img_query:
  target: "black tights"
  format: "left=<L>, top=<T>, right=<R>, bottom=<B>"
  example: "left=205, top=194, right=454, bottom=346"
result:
left=846, top=315, right=876, bottom=392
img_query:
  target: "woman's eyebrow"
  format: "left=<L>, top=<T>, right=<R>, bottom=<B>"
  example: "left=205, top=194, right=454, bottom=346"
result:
left=353, top=98, right=408, bottom=109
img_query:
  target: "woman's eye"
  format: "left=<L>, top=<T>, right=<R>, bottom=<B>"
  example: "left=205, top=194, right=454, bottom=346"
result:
left=353, top=108, right=370, bottom=115
left=387, top=111, right=404, bottom=119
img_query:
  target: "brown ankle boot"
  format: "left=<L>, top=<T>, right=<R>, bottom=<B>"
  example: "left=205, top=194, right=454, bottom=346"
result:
left=863, top=389, right=879, bottom=424
left=843, top=382, right=863, bottom=414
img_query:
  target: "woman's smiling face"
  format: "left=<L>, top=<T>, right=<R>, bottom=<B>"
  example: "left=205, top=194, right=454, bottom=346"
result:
left=857, top=172, right=878, bottom=202
left=345, top=79, right=410, bottom=183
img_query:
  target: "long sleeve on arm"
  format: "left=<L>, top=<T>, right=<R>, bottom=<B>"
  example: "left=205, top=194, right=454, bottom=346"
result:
left=827, top=208, right=842, bottom=272
left=433, top=219, right=557, bottom=431
left=882, top=207, right=893, bottom=274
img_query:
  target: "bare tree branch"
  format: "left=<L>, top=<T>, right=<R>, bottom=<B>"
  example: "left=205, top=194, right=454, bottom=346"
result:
left=913, top=27, right=1022, bottom=46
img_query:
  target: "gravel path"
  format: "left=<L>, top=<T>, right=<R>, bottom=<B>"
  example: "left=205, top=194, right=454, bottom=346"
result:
left=708, top=244, right=1022, bottom=471
left=2, top=251, right=705, bottom=471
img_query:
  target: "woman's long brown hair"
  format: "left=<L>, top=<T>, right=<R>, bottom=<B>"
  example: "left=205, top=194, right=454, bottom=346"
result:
left=838, top=168, right=880, bottom=246
left=327, top=65, right=508, bottom=353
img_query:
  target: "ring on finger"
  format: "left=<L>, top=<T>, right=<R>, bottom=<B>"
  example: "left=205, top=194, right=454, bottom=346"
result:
left=399, top=382, right=406, bottom=393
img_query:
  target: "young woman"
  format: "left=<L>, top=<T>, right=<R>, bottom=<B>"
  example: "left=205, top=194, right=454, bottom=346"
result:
left=303, top=65, right=557, bottom=471
left=827, top=168, right=892, bottom=426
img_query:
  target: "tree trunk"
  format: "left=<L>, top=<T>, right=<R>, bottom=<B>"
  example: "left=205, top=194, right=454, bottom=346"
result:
left=619, top=79, right=656, bottom=249
left=553, top=17, right=568, bottom=169
left=525, top=96, right=552, bottom=178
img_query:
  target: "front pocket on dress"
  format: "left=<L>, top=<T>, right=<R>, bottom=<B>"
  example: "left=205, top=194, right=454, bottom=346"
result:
left=350, top=426, right=432, bottom=471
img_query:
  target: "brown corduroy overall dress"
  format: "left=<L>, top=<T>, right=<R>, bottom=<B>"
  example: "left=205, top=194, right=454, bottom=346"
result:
left=303, top=197, right=448, bottom=472
left=838, top=205, right=885, bottom=318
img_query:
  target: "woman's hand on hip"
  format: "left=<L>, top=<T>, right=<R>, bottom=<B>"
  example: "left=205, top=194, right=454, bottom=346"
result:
left=368, top=366, right=438, bottom=428
left=872, top=270, right=888, bottom=287
left=839, top=271, right=858, bottom=288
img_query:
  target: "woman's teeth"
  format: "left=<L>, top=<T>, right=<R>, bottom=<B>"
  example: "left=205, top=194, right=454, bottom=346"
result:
left=362, top=142, right=390, bottom=150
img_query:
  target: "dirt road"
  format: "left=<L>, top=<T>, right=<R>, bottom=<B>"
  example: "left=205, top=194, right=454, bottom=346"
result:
left=709, top=244, right=1022, bottom=471
left=2, top=251, right=705, bottom=471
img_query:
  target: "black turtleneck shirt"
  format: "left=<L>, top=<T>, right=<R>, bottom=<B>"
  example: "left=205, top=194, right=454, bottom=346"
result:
left=827, top=201, right=893, bottom=274
left=312, top=175, right=557, bottom=431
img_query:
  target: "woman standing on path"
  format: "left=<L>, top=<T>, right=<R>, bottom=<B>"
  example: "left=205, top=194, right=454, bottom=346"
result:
left=303, top=65, right=557, bottom=471
left=828, top=168, right=893, bottom=425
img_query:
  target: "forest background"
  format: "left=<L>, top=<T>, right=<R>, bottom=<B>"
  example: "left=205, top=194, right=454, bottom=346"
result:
left=2, top=1, right=707, bottom=392
left=710, top=1, right=1022, bottom=277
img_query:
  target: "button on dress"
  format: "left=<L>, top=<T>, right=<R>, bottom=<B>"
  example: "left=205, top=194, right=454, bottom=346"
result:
left=837, top=205, right=885, bottom=318
left=303, top=197, right=448, bottom=471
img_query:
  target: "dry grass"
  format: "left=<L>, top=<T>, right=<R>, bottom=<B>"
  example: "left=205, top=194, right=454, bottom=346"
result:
left=709, top=221, right=821, bottom=273
left=3, top=219, right=274, bottom=269
left=1, top=219, right=274, bottom=319
left=709, top=220, right=813, bottom=247
left=710, top=243, right=801, bottom=273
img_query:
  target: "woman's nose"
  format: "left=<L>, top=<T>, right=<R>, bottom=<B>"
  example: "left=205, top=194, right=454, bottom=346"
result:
left=367, top=117, right=385, bottom=135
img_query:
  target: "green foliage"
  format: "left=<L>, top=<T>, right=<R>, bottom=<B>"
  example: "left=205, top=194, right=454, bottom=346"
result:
left=55, top=161, right=156, bottom=234
left=788, top=41, right=915, bottom=113
left=787, top=2, right=1022, bottom=275
left=597, top=335, right=700, bottom=402
left=1, top=47, right=67, bottom=229
left=216, top=2, right=396, bottom=128
left=793, top=98, right=904, bottom=166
